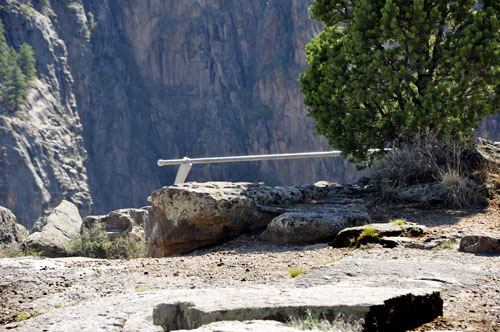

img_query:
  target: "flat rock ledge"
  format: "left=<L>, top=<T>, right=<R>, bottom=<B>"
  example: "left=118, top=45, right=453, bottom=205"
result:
left=330, top=223, right=427, bottom=248
left=152, top=285, right=442, bottom=332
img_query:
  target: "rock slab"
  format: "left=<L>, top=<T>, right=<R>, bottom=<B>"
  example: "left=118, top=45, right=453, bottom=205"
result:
left=0, top=206, right=27, bottom=244
left=152, top=285, right=442, bottom=332
left=23, top=200, right=82, bottom=257
left=330, top=223, right=427, bottom=247
left=460, top=235, right=500, bottom=254
left=83, top=207, right=151, bottom=241
left=260, top=208, right=371, bottom=244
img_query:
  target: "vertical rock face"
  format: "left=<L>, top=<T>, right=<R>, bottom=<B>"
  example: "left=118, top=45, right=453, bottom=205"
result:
left=1, top=0, right=361, bottom=227
left=74, top=0, right=360, bottom=215
left=0, top=1, right=92, bottom=226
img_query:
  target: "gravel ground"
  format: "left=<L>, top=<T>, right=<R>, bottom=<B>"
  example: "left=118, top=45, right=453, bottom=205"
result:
left=1, top=206, right=499, bottom=331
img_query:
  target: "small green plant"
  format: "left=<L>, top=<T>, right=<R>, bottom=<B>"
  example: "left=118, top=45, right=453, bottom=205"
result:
left=390, top=219, right=406, bottom=226
left=360, top=228, right=379, bottom=239
left=69, top=222, right=111, bottom=259
left=439, top=239, right=457, bottom=249
left=53, top=302, right=62, bottom=308
left=379, top=181, right=398, bottom=202
left=290, top=309, right=328, bottom=330
left=287, top=267, right=304, bottom=278
left=69, top=222, right=146, bottom=259
left=107, top=235, right=146, bottom=260
left=134, top=287, right=148, bottom=293
left=14, top=309, right=40, bottom=321
left=20, top=4, right=36, bottom=16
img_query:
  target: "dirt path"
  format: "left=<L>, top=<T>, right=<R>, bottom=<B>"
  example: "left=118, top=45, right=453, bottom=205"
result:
left=1, top=207, right=500, bottom=331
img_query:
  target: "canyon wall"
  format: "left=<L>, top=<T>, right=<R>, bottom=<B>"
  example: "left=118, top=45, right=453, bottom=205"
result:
left=0, top=0, right=360, bottom=226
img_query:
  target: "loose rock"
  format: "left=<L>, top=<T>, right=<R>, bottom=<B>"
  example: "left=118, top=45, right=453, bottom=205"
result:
left=0, top=206, right=27, bottom=244
left=83, top=207, right=151, bottom=241
left=23, top=200, right=82, bottom=257
left=459, top=235, right=500, bottom=254
left=260, top=209, right=371, bottom=245
left=330, top=223, right=427, bottom=247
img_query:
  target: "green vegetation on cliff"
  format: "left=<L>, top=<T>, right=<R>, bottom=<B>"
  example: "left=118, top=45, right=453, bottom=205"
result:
left=0, top=19, right=37, bottom=113
left=300, top=0, right=500, bottom=164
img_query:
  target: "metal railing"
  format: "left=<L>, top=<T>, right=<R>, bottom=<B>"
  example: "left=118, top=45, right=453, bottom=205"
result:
left=158, top=141, right=500, bottom=185
left=158, top=150, right=359, bottom=185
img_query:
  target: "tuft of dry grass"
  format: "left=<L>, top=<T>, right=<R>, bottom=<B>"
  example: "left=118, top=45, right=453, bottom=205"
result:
left=438, top=169, right=482, bottom=208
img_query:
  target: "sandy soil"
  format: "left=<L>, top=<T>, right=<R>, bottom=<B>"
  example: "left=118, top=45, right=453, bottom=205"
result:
left=1, top=206, right=499, bottom=331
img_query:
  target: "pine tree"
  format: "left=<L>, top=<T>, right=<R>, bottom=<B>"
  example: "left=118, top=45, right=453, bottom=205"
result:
left=299, top=0, right=500, bottom=164
left=0, top=20, right=9, bottom=81
left=19, top=43, right=36, bottom=82
left=3, top=66, right=27, bottom=111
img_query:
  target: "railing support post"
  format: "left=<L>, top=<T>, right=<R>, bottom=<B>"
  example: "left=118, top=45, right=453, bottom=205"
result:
left=174, top=158, right=193, bottom=185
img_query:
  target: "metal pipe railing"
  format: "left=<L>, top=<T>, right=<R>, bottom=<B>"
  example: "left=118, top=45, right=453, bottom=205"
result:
left=158, top=150, right=369, bottom=185
left=158, top=142, right=500, bottom=185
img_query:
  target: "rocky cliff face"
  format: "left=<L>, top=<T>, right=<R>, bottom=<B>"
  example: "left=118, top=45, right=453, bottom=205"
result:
left=0, top=0, right=92, bottom=226
left=0, top=0, right=362, bottom=227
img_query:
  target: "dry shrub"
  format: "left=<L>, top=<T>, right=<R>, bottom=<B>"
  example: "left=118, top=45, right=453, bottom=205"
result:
left=372, top=132, right=490, bottom=207
left=438, top=168, right=484, bottom=208
left=372, top=132, right=469, bottom=187
left=69, top=222, right=146, bottom=259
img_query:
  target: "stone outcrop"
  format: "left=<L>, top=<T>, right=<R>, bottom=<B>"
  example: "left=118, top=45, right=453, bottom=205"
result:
left=260, top=209, right=371, bottom=245
left=0, top=206, right=27, bottom=244
left=23, top=200, right=82, bottom=257
left=152, top=285, right=442, bottom=332
left=83, top=207, right=151, bottom=241
left=148, top=182, right=276, bottom=257
left=330, top=223, right=427, bottom=248
left=147, top=181, right=366, bottom=256
left=459, top=235, right=500, bottom=254
left=147, top=181, right=382, bottom=256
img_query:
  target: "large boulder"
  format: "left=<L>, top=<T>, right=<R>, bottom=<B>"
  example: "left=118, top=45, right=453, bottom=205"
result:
left=147, top=182, right=349, bottom=257
left=82, top=207, right=151, bottom=241
left=0, top=206, right=28, bottom=244
left=148, top=182, right=275, bottom=257
left=260, top=209, right=371, bottom=245
left=23, top=200, right=82, bottom=257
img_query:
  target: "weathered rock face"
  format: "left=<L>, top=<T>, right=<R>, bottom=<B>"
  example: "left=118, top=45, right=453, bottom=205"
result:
left=148, top=182, right=276, bottom=257
left=260, top=209, right=371, bottom=245
left=152, top=285, right=442, bottom=332
left=23, top=200, right=82, bottom=257
left=83, top=207, right=150, bottom=241
left=148, top=181, right=379, bottom=256
left=460, top=235, right=500, bottom=254
left=0, top=206, right=27, bottom=244
left=0, top=0, right=363, bottom=228
left=0, top=1, right=92, bottom=227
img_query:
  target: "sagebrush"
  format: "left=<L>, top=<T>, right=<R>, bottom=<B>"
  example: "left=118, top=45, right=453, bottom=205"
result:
left=69, top=222, right=146, bottom=259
